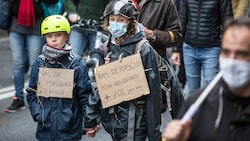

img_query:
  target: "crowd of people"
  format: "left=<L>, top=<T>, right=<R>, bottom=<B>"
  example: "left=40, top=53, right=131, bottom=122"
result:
left=2, top=0, right=250, bottom=141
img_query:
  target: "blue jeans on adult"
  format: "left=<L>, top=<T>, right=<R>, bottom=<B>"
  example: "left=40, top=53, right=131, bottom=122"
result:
left=248, top=6, right=250, bottom=17
left=183, top=42, right=220, bottom=95
left=69, top=29, right=97, bottom=57
left=9, top=32, right=43, bottom=100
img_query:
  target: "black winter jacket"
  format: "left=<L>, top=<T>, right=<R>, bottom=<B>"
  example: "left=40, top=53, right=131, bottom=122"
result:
left=179, top=80, right=250, bottom=141
left=85, top=25, right=162, bottom=141
left=180, top=0, right=233, bottom=48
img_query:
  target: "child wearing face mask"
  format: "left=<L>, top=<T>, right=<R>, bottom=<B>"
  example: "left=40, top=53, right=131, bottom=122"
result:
left=26, top=15, right=93, bottom=141
left=84, top=1, right=163, bottom=141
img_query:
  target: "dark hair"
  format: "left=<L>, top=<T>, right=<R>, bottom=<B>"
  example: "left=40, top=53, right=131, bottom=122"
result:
left=223, top=17, right=250, bottom=34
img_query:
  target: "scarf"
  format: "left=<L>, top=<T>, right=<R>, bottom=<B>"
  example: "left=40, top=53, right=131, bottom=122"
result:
left=42, top=44, right=72, bottom=64
left=17, top=0, right=35, bottom=27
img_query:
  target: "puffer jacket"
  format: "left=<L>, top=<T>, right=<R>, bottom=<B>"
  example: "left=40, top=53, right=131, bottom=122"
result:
left=26, top=52, right=92, bottom=141
left=178, top=79, right=250, bottom=141
left=85, top=25, right=162, bottom=141
left=138, top=0, right=183, bottom=56
left=180, top=0, right=233, bottom=48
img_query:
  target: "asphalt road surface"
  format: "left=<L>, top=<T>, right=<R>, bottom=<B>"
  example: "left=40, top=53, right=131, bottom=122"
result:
left=0, top=95, right=171, bottom=141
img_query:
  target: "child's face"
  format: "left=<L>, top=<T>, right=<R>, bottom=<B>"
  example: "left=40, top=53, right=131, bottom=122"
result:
left=45, top=31, right=69, bottom=49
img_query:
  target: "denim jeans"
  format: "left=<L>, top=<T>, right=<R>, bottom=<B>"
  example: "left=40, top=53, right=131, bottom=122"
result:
left=183, top=42, right=220, bottom=95
left=9, top=32, right=43, bottom=100
left=248, top=7, right=250, bottom=17
left=69, top=29, right=97, bottom=57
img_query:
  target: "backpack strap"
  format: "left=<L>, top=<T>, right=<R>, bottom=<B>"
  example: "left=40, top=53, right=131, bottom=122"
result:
left=134, top=39, right=148, bottom=54
left=127, top=101, right=136, bottom=141
left=102, top=39, right=148, bottom=64
left=103, top=38, right=149, bottom=56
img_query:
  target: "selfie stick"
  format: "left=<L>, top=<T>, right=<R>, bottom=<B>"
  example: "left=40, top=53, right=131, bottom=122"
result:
left=180, top=71, right=223, bottom=124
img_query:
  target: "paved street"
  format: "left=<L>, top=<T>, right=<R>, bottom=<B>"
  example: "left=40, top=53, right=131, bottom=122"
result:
left=0, top=94, right=171, bottom=141
left=0, top=95, right=114, bottom=141
left=0, top=88, right=171, bottom=141
left=0, top=96, right=113, bottom=141
left=0, top=33, right=12, bottom=89
left=0, top=32, right=172, bottom=141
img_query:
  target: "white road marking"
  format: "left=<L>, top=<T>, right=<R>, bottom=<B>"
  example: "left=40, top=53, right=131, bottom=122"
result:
left=0, top=81, right=28, bottom=100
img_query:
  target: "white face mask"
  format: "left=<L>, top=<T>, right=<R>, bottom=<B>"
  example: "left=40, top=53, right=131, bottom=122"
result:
left=219, top=57, right=250, bottom=88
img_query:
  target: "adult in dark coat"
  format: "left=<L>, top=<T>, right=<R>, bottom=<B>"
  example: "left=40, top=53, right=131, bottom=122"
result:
left=163, top=17, right=250, bottom=141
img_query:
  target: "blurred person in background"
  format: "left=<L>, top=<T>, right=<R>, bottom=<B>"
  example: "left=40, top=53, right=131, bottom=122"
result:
left=5, top=0, right=44, bottom=113
left=162, top=16, right=250, bottom=141
left=134, top=0, right=184, bottom=118
left=172, top=0, right=186, bottom=89
left=40, top=0, right=64, bottom=17
left=179, top=0, right=233, bottom=95
left=136, top=0, right=182, bottom=58
left=248, top=0, right=250, bottom=17
left=64, top=0, right=110, bottom=57
left=232, top=0, right=248, bottom=18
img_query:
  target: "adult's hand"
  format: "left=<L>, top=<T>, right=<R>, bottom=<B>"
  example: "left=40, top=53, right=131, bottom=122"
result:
left=68, top=13, right=79, bottom=23
left=144, top=27, right=155, bottom=40
left=162, top=119, right=192, bottom=141
left=171, top=52, right=181, bottom=66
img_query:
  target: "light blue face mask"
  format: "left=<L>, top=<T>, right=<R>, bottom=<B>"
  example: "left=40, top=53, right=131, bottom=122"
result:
left=108, top=21, right=127, bottom=38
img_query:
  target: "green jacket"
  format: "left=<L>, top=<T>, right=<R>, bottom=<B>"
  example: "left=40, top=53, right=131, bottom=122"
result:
left=64, top=0, right=110, bottom=21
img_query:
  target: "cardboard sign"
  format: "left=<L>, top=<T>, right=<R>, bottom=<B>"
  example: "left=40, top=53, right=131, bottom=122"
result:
left=37, top=68, right=74, bottom=99
left=95, top=54, right=150, bottom=108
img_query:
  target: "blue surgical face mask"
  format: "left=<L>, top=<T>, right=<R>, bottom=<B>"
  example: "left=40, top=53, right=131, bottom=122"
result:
left=108, top=21, right=127, bottom=38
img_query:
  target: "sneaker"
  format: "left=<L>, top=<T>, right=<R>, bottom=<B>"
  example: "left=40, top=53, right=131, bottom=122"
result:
left=5, top=96, right=26, bottom=113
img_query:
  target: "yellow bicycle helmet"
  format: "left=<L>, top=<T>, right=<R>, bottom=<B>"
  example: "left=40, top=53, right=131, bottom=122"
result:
left=41, top=15, right=70, bottom=36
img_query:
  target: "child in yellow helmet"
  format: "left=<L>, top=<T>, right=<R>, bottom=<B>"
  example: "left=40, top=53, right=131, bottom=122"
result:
left=26, top=15, right=93, bottom=141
